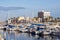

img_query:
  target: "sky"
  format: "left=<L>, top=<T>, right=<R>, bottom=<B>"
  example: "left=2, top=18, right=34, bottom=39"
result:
left=0, top=0, right=60, bottom=21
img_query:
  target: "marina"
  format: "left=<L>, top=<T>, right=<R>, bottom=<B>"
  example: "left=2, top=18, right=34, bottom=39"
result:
left=0, top=0, right=60, bottom=40
left=0, top=17, right=60, bottom=40
left=1, top=23, right=60, bottom=36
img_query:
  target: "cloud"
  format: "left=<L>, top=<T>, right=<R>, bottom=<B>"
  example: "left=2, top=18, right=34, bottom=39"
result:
left=0, top=6, right=25, bottom=11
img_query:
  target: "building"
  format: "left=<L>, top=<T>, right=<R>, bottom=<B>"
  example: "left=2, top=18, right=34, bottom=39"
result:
left=38, top=10, right=50, bottom=22
left=26, top=17, right=30, bottom=21
left=8, top=18, right=13, bottom=24
left=8, top=19, right=11, bottom=24
left=17, top=17, right=26, bottom=23
left=18, top=17, right=25, bottom=21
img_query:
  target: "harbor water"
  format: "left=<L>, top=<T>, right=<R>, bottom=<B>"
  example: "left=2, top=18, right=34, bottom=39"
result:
left=0, top=30, right=60, bottom=40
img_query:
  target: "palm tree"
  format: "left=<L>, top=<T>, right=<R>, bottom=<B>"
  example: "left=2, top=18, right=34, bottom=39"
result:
left=44, top=16, right=53, bottom=22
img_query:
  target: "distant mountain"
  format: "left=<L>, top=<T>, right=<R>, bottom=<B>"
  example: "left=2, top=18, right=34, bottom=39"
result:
left=0, top=6, right=25, bottom=11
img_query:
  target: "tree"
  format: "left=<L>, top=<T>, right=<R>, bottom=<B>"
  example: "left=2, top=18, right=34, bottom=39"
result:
left=44, top=16, right=53, bottom=22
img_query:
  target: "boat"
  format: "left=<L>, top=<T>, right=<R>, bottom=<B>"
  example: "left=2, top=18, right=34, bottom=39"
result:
left=18, top=25, right=30, bottom=33
left=50, top=27, right=60, bottom=36
left=35, top=27, right=44, bottom=35
left=43, top=30, right=51, bottom=35
left=6, top=25, right=16, bottom=31
left=0, top=26, right=6, bottom=30
left=35, top=24, right=52, bottom=36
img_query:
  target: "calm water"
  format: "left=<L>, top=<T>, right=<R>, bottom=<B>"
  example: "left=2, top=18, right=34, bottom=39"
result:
left=0, top=30, right=60, bottom=40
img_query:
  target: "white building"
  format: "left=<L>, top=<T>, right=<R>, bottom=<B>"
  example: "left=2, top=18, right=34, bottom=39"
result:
left=8, top=19, right=12, bottom=24
left=38, top=10, right=50, bottom=22
left=43, top=11, right=50, bottom=18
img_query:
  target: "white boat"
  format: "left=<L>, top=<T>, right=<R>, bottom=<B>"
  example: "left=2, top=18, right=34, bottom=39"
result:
left=18, top=27, right=30, bottom=33
left=43, top=30, right=51, bottom=35
left=7, top=27, right=17, bottom=31
left=50, top=27, right=60, bottom=36
left=0, top=26, right=5, bottom=30
left=35, top=29, right=51, bottom=36
left=52, top=32, right=60, bottom=36
left=17, top=25, right=30, bottom=33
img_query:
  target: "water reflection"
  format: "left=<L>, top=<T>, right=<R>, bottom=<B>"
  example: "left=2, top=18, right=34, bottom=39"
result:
left=0, top=30, right=60, bottom=40
left=0, top=30, right=6, bottom=40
